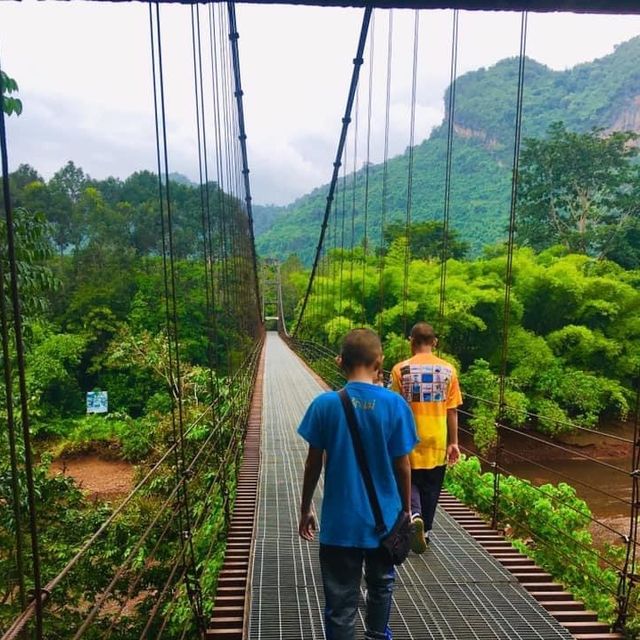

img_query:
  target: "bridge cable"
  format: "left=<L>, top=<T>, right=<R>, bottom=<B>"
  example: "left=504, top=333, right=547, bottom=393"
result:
left=349, top=86, right=359, bottom=328
left=401, top=9, right=420, bottom=339
left=217, top=0, right=236, bottom=517
left=376, top=9, right=393, bottom=335
left=209, top=3, right=231, bottom=312
left=0, top=58, right=43, bottom=639
left=616, top=375, right=640, bottom=629
left=147, top=3, right=205, bottom=629
left=228, top=1, right=259, bottom=339
left=197, top=4, right=224, bottom=390
left=0, top=67, right=27, bottom=618
left=191, top=3, right=218, bottom=407
left=492, top=10, right=528, bottom=530
left=438, top=9, right=459, bottom=336
left=226, top=3, right=249, bottom=338
left=219, top=7, right=239, bottom=350
left=293, top=5, right=373, bottom=336
left=338, top=131, right=348, bottom=320
left=361, top=11, right=375, bottom=325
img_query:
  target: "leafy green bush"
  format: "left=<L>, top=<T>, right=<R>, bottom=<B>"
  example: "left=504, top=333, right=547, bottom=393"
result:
left=46, top=414, right=151, bottom=461
left=446, top=456, right=621, bottom=623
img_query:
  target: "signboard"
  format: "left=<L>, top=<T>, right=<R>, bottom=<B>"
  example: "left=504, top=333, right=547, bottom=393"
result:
left=87, top=391, right=108, bottom=414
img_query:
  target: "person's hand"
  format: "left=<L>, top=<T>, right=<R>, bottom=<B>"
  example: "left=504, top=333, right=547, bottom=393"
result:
left=447, top=443, right=461, bottom=465
left=298, top=510, right=317, bottom=541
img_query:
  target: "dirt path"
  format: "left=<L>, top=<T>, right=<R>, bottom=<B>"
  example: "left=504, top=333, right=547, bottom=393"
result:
left=51, top=455, right=134, bottom=500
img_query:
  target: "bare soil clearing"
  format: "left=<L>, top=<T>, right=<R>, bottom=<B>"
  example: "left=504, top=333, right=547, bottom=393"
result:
left=51, top=455, right=134, bottom=500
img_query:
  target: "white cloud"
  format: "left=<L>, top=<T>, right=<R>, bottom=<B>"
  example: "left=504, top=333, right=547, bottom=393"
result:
left=2, top=1, right=640, bottom=204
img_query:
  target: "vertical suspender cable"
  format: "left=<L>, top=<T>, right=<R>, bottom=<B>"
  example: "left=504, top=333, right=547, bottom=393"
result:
left=191, top=4, right=217, bottom=404
left=197, top=4, right=222, bottom=387
left=149, top=3, right=203, bottom=628
left=219, top=8, right=239, bottom=339
left=402, top=10, right=420, bottom=340
left=361, top=13, right=375, bottom=326
left=338, top=138, right=347, bottom=318
left=438, top=9, right=459, bottom=334
left=376, top=9, right=393, bottom=335
left=493, top=11, right=528, bottom=530
left=0, top=60, right=44, bottom=640
left=616, top=372, right=640, bottom=629
left=293, top=5, right=373, bottom=336
left=331, top=155, right=339, bottom=330
left=349, top=87, right=359, bottom=328
left=210, top=4, right=230, bottom=311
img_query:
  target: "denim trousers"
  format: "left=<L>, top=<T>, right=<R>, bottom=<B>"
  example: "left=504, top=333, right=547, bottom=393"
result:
left=410, top=465, right=447, bottom=531
left=319, top=544, right=395, bottom=640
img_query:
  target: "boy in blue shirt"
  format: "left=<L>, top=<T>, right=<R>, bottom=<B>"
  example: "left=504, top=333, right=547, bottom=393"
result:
left=298, top=328, right=418, bottom=640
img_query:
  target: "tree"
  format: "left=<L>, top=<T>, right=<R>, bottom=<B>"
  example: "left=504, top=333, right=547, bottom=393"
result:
left=0, top=207, right=56, bottom=320
left=517, top=122, right=640, bottom=264
left=1, top=71, right=22, bottom=116
left=49, top=161, right=87, bottom=205
left=383, top=220, right=469, bottom=261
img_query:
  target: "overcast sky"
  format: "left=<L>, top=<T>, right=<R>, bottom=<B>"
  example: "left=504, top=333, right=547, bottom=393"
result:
left=1, top=1, right=640, bottom=206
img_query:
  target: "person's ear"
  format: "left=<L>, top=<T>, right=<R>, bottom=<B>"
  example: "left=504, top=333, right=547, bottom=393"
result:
left=335, top=355, right=343, bottom=369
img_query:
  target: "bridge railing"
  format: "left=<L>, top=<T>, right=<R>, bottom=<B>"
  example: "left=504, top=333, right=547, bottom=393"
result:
left=1, top=338, right=263, bottom=640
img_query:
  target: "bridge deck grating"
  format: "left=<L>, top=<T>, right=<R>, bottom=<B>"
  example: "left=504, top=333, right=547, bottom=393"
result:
left=248, top=334, right=573, bottom=639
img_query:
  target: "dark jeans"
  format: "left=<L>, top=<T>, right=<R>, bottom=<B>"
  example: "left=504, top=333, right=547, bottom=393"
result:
left=410, top=465, right=446, bottom=531
left=319, top=544, right=395, bottom=640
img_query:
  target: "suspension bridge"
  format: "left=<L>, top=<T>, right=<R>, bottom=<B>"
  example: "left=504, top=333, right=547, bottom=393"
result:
left=1, top=0, right=639, bottom=639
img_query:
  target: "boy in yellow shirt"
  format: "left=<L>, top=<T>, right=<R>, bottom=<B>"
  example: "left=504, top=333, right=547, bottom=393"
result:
left=391, top=322, right=463, bottom=554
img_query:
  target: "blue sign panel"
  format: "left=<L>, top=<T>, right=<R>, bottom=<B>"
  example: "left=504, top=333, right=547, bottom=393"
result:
left=87, top=391, right=108, bottom=414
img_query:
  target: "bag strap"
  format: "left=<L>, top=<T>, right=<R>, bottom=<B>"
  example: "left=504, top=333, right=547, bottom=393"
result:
left=338, top=388, right=386, bottom=535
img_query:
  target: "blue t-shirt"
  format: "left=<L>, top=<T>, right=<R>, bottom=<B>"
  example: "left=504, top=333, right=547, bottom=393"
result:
left=298, top=381, right=418, bottom=548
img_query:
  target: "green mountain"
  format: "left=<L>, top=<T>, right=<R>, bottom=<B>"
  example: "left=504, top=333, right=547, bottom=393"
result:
left=255, top=36, right=640, bottom=263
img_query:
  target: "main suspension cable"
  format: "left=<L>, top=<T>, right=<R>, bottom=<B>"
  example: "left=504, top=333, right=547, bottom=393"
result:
left=349, top=86, right=359, bottom=327
left=293, top=5, right=373, bottom=336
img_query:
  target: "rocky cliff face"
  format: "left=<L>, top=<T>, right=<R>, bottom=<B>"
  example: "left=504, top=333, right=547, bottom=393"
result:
left=453, top=123, right=501, bottom=150
left=609, top=95, right=640, bottom=135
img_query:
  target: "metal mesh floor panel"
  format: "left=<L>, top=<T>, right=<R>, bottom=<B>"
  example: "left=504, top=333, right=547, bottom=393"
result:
left=248, top=334, right=572, bottom=639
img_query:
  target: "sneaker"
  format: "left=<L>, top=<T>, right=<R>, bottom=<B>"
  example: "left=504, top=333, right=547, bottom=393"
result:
left=410, top=514, right=427, bottom=555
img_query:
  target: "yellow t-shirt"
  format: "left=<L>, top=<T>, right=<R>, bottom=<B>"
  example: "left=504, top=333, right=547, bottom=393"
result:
left=391, top=353, right=463, bottom=470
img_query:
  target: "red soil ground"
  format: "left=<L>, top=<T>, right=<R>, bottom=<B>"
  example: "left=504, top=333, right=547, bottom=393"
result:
left=50, top=455, right=134, bottom=501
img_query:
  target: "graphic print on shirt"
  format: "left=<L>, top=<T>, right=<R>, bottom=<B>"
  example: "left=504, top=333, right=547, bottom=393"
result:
left=399, top=364, right=453, bottom=404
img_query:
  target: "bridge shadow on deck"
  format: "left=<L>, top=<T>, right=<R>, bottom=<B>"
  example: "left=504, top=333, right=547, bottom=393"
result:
left=248, top=333, right=573, bottom=640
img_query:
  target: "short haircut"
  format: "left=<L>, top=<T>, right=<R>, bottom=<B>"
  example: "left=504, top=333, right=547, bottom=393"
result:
left=410, top=322, right=437, bottom=346
left=340, top=328, right=382, bottom=373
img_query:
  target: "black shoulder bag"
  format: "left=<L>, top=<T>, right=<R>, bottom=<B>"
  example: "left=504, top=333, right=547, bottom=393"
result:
left=338, top=388, right=412, bottom=566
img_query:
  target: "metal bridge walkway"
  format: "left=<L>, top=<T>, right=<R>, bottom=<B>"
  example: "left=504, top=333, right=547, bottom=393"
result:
left=246, top=333, right=574, bottom=640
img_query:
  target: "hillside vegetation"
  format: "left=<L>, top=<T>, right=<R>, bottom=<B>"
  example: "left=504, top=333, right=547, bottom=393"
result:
left=255, top=36, right=640, bottom=262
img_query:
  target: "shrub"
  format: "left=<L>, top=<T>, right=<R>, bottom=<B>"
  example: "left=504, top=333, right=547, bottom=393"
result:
left=446, top=456, right=620, bottom=624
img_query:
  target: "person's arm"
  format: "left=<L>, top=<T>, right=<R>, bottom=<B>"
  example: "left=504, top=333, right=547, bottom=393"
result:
left=446, top=369, right=463, bottom=465
left=446, top=408, right=460, bottom=464
left=298, top=446, right=323, bottom=540
left=393, top=454, right=412, bottom=514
